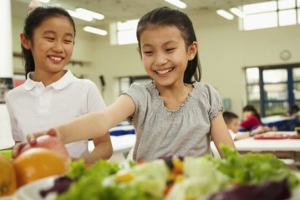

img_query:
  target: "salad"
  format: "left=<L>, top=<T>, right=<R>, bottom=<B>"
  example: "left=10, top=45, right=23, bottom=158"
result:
left=40, top=145, right=300, bottom=200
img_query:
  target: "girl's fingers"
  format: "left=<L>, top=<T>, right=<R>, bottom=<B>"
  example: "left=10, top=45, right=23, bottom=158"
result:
left=47, top=128, right=62, bottom=141
left=12, top=128, right=60, bottom=159
left=26, top=132, right=46, bottom=144
left=12, top=142, right=26, bottom=159
left=47, top=128, right=58, bottom=137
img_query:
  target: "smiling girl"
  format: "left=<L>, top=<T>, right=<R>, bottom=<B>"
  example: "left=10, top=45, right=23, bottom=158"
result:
left=6, top=1, right=112, bottom=164
left=15, top=6, right=235, bottom=161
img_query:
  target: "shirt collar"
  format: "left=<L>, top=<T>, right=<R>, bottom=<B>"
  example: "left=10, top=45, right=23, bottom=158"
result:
left=23, top=70, right=76, bottom=90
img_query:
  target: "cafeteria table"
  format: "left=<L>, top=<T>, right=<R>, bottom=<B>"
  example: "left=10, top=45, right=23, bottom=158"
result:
left=234, top=131, right=300, bottom=165
left=261, top=115, right=296, bottom=131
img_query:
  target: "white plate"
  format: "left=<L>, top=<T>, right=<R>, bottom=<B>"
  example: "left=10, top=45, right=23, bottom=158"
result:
left=13, top=175, right=60, bottom=200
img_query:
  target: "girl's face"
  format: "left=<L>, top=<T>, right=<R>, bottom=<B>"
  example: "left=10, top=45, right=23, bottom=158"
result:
left=21, top=16, right=74, bottom=75
left=243, top=111, right=253, bottom=119
left=139, top=25, right=197, bottom=87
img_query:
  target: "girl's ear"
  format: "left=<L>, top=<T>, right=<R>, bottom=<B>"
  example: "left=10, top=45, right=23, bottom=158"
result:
left=20, top=33, right=31, bottom=49
left=188, top=41, right=198, bottom=60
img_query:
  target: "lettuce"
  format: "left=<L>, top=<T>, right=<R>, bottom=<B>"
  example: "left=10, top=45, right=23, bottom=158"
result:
left=56, top=160, right=120, bottom=200
left=53, top=146, right=300, bottom=200
left=212, top=145, right=299, bottom=188
left=104, top=159, right=169, bottom=199
left=165, top=157, right=229, bottom=200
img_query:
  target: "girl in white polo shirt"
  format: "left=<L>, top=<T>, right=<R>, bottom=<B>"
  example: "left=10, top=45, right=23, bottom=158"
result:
left=6, top=1, right=112, bottom=164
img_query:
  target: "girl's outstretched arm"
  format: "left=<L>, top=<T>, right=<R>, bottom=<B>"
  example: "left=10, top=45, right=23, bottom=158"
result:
left=27, top=95, right=136, bottom=145
left=211, top=112, right=236, bottom=157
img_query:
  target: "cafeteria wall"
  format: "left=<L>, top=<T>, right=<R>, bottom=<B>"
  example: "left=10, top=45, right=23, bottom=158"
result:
left=11, top=11, right=300, bottom=117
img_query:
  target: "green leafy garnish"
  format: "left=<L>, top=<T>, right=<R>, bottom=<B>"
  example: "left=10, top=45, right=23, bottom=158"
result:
left=54, top=146, right=300, bottom=200
left=212, top=145, right=299, bottom=188
left=56, top=160, right=120, bottom=200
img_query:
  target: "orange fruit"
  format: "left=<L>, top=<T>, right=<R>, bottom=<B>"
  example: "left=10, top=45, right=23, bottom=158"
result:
left=0, top=154, right=17, bottom=197
left=13, top=148, right=68, bottom=187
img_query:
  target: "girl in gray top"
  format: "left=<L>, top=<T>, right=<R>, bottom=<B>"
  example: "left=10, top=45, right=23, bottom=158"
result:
left=15, top=7, right=235, bottom=161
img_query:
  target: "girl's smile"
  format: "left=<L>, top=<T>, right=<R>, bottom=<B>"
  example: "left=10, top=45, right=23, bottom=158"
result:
left=155, top=67, right=175, bottom=76
left=48, top=55, right=64, bottom=63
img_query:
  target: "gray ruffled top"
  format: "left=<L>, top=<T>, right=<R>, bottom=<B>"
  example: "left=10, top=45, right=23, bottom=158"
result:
left=122, top=81, right=222, bottom=161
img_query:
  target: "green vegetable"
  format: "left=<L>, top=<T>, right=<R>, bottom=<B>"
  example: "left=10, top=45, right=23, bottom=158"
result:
left=212, top=145, right=299, bottom=188
left=166, top=157, right=229, bottom=200
left=57, top=159, right=168, bottom=200
left=105, top=159, right=169, bottom=199
left=55, top=146, right=300, bottom=200
left=56, top=160, right=120, bottom=200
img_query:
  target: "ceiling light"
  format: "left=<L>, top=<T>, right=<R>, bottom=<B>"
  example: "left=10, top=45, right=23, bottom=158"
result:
left=216, top=9, right=234, bottom=20
left=75, top=8, right=104, bottom=20
left=67, top=10, right=93, bottom=21
left=83, top=26, right=107, bottom=36
left=164, top=0, right=187, bottom=9
left=230, top=7, right=245, bottom=18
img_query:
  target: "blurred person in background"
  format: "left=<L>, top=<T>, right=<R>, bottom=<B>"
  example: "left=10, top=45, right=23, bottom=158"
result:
left=240, top=105, right=262, bottom=131
left=223, top=111, right=270, bottom=141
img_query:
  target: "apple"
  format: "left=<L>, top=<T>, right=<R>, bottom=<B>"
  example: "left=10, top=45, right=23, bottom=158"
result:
left=20, top=135, right=71, bottom=165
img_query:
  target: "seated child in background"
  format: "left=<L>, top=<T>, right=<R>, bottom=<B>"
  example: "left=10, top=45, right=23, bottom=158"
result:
left=286, top=104, right=300, bottom=128
left=240, top=105, right=262, bottom=131
left=223, top=111, right=270, bottom=141
left=285, top=104, right=300, bottom=118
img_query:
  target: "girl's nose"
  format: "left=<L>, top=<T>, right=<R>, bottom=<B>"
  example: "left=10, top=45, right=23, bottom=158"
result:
left=155, top=54, right=168, bottom=66
left=52, top=41, right=63, bottom=53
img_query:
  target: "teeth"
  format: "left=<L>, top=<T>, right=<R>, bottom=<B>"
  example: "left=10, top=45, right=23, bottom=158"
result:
left=50, top=56, right=62, bottom=61
left=156, top=68, right=172, bottom=74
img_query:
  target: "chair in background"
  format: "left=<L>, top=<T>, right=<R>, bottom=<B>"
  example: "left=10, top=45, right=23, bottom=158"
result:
left=276, top=120, right=289, bottom=131
left=210, top=142, right=221, bottom=158
left=126, top=147, right=134, bottom=161
left=288, top=118, right=297, bottom=131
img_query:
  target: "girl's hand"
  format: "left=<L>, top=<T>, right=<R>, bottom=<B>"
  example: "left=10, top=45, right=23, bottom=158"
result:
left=252, top=125, right=271, bottom=135
left=12, top=128, right=61, bottom=159
left=26, top=128, right=59, bottom=144
left=12, top=142, right=26, bottom=159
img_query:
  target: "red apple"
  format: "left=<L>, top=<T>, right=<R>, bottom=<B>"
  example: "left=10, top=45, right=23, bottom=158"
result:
left=20, top=135, right=71, bottom=166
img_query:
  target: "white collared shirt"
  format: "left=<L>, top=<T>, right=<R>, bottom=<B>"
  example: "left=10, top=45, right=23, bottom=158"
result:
left=6, top=70, right=106, bottom=158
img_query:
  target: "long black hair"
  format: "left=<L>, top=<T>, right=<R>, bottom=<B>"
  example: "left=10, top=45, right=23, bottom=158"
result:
left=136, top=6, right=201, bottom=83
left=22, top=6, right=76, bottom=78
left=243, top=105, right=262, bottom=123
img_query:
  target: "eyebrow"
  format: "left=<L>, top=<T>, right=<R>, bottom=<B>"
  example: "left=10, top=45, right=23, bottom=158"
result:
left=141, top=40, right=178, bottom=48
left=43, top=30, right=74, bottom=38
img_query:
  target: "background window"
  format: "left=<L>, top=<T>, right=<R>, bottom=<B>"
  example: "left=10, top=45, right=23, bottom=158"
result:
left=279, top=9, right=297, bottom=26
left=116, top=19, right=138, bottom=45
left=245, top=64, right=300, bottom=117
left=242, top=0, right=300, bottom=31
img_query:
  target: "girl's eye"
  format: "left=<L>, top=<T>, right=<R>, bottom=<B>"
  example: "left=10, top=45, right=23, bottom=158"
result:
left=45, top=37, right=54, bottom=41
left=166, top=48, right=175, bottom=52
left=64, top=40, right=72, bottom=43
left=143, top=51, right=153, bottom=55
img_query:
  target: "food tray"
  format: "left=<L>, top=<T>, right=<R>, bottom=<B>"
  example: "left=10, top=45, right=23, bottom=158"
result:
left=254, top=135, right=289, bottom=140
left=288, top=135, right=300, bottom=139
